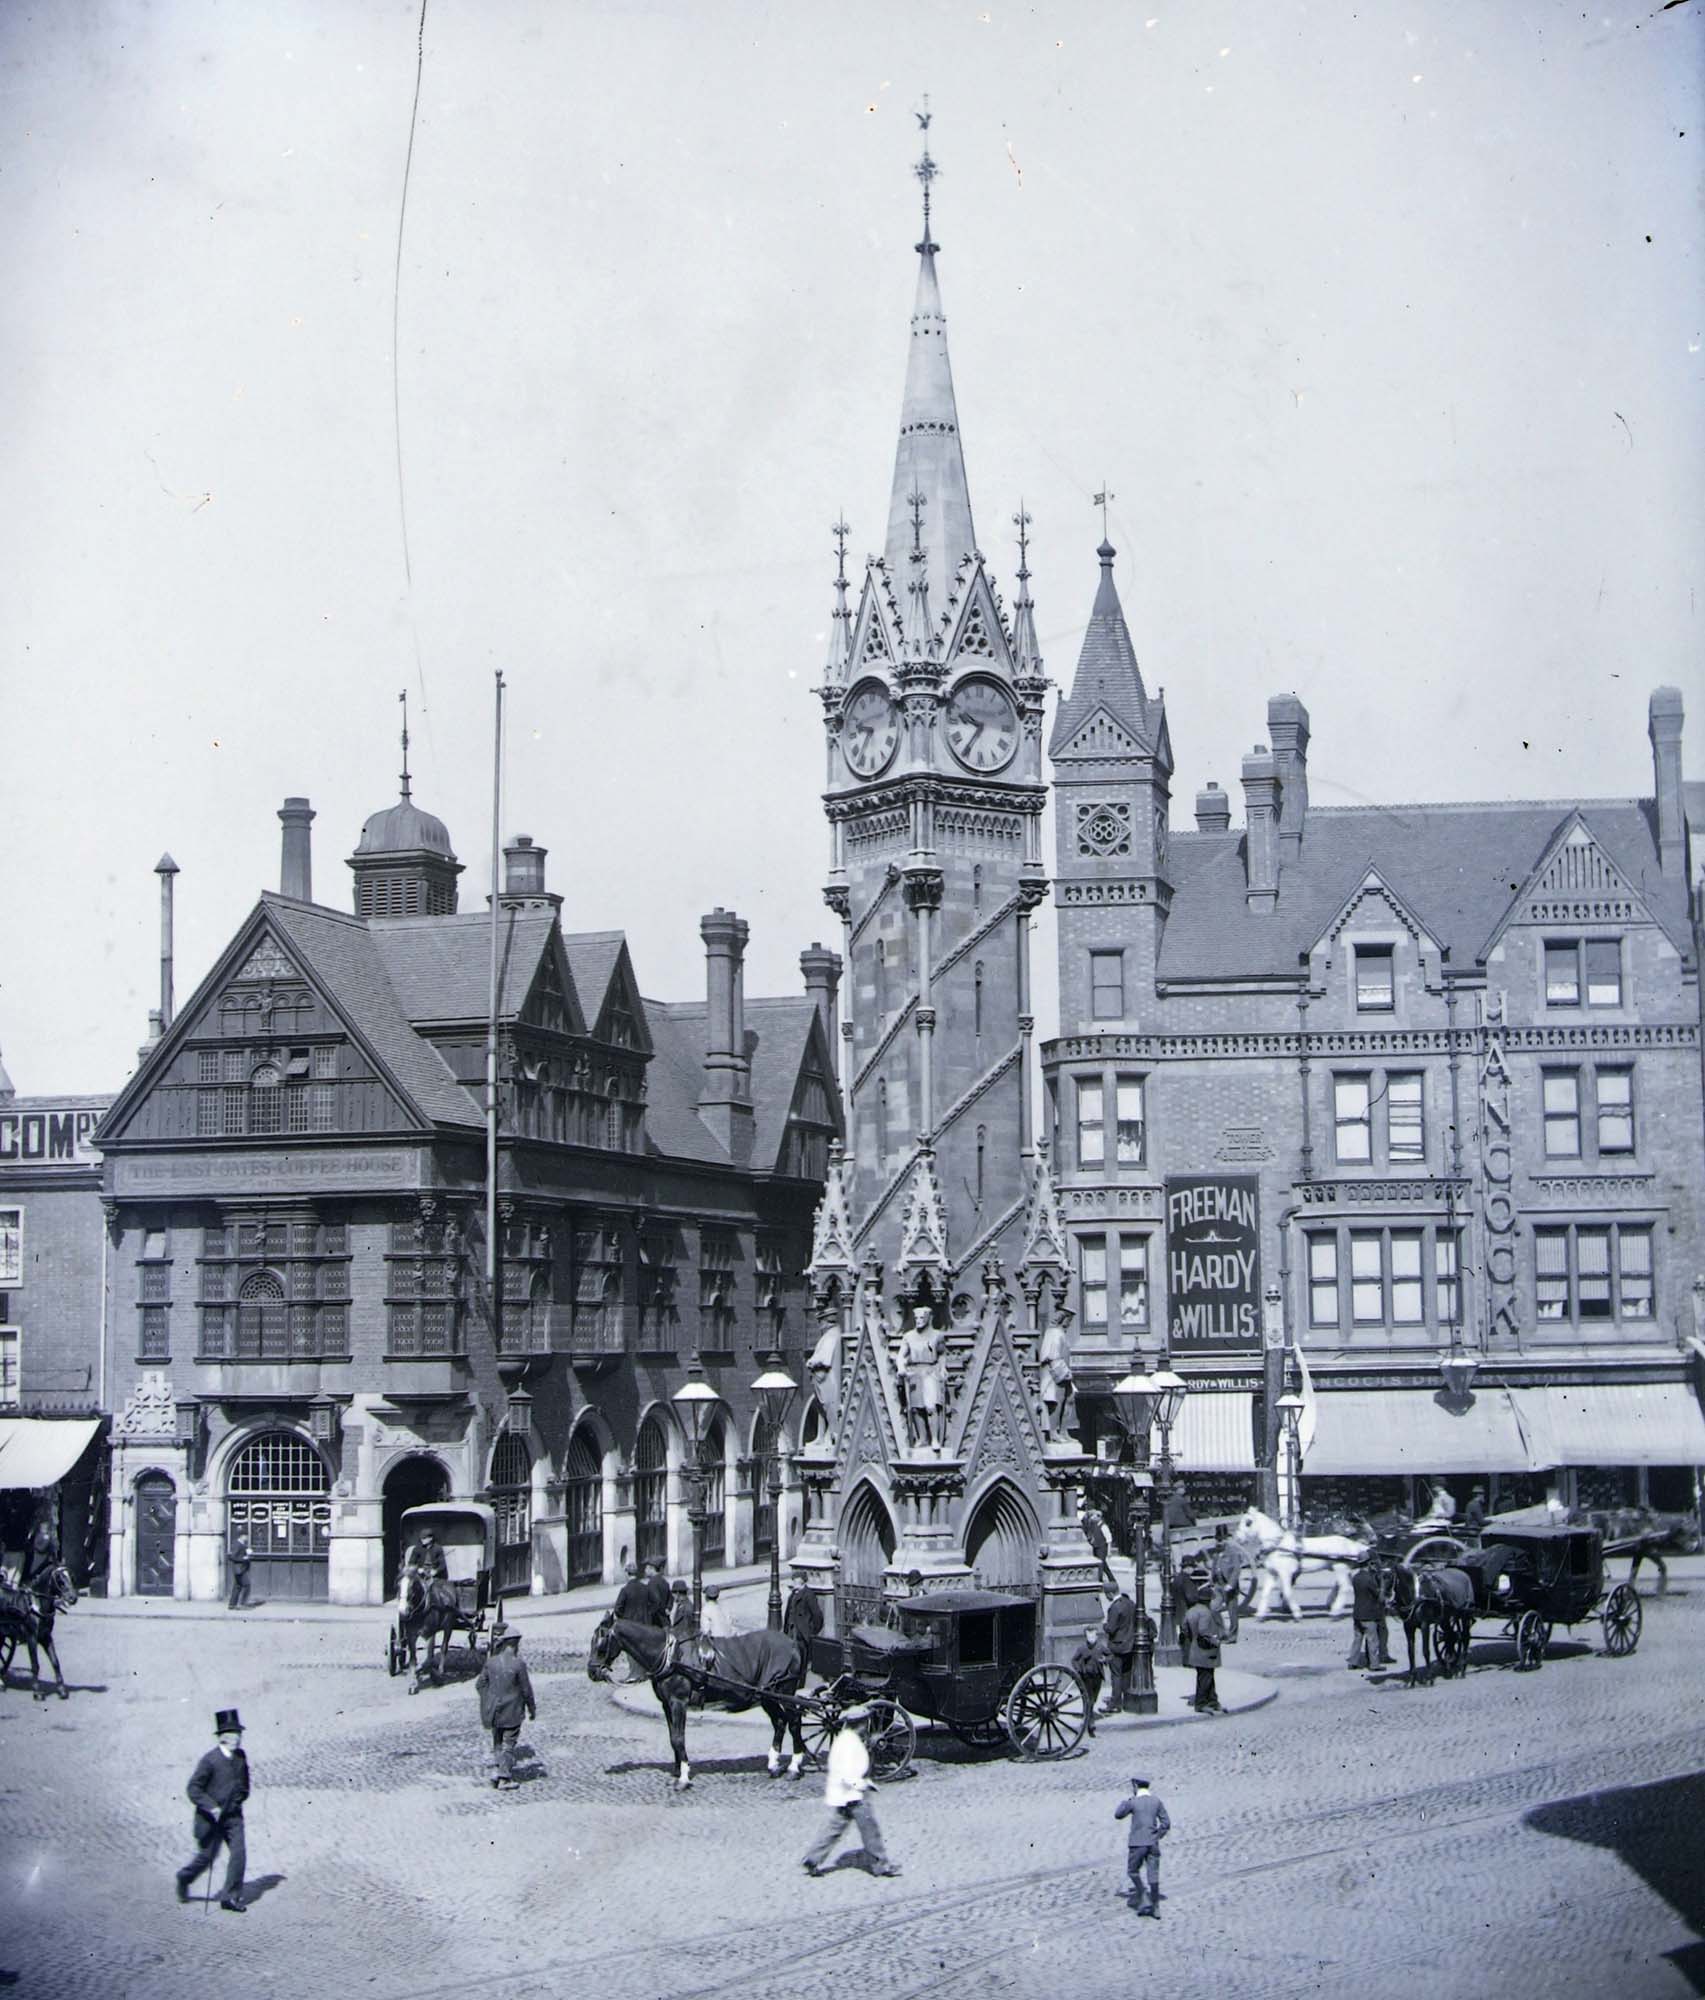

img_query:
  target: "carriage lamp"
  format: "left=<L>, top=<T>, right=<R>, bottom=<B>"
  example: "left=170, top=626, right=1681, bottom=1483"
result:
left=751, top=1362, right=799, bottom=1632
left=1277, top=1391, right=1305, bottom=1534
left=673, top=1375, right=721, bottom=1621
left=1149, top=1369, right=1188, bottom=1668
left=1108, top=1373, right=1160, bottom=1715
left=1438, top=1348, right=1480, bottom=1402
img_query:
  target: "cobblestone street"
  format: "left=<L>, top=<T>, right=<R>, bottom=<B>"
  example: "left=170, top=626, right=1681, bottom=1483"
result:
left=2, top=1565, right=1702, bottom=2000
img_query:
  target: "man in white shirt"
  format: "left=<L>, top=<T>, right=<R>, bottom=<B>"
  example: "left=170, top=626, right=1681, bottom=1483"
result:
left=701, top=1583, right=738, bottom=1640
left=800, top=1707, right=901, bottom=1879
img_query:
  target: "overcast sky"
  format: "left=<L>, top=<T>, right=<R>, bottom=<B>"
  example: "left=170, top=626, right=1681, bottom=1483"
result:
left=2, top=1, right=1700, bottom=1097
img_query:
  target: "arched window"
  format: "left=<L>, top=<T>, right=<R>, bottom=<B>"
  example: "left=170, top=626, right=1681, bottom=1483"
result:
left=250, top=1063, right=282, bottom=1136
left=490, top=1432, right=532, bottom=1596
left=634, top=1418, right=668, bottom=1569
left=698, top=1418, right=727, bottom=1568
left=565, top=1428, right=602, bottom=1585
left=237, top=1271, right=286, bottom=1360
left=226, top=1429, right=330, bottom=1602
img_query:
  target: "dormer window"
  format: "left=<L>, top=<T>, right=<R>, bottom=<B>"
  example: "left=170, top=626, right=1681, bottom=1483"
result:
left=1353, top=944, right=1394, bottom=1012
left=1545, top=938, right=1622, bottom=1009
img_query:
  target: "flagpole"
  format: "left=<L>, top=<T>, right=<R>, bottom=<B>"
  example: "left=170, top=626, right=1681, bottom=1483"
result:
left=487, top=672, right=505, bottom=1351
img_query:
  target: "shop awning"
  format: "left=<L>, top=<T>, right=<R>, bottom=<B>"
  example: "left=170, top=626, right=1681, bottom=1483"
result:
left=1302, top=1387, right=1546, bottom=1477
left=1151, top=1392, right=1256, bottom=1472
left=0, top=1417, right=101, bottom=1490
left=1525, top=1383, right=1705, bottom=1468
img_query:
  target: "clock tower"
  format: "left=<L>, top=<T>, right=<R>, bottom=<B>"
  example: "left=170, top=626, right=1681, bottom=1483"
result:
left=817, top=120, right=1049, bottom=1303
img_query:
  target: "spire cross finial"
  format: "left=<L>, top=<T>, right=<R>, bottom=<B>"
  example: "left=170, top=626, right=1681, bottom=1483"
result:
left=1093, top=486, right=1115, bottom=543
left=1013, top=504, right=1032, bottom=585
left=832, top=516, right=850, bottom=586
left=398, top=688, right=412, bottom=800
left=913, top=98, right=938, bottom=254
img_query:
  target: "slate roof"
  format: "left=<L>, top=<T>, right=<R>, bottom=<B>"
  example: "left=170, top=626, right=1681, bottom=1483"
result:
left=1157, top=798, right=1694, bottom=984
left=265, top=898, right=482, bottom=1129
left=1048, top=546, right=1159, bottom=758
left=564, top=933, right=626, bottom=1027
left=650, top=998, right=826, bottom=1175
left=368, top=911, right=561, bottom=1025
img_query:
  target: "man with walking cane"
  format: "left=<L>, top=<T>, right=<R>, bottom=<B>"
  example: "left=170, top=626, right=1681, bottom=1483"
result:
left=175, top=1709, right=251, bottom=1912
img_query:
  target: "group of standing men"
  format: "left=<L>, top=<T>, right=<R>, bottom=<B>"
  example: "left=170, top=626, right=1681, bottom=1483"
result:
left=1071, top=1513, right=1242, bottom=1720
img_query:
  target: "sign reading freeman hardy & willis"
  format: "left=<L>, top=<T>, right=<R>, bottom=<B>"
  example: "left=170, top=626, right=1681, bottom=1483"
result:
left=1166, top=1175, right=1260, bottom=1352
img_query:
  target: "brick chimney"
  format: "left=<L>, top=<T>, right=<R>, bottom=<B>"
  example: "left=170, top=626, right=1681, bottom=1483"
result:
left=800, top=942, right=843, bottom=1047
left=1194, top=782, right=1231, bottom=834
left=1267, top=694, right=1311, bottom=860
left=1649, top=687, right=1685, bottom=879
left=279, top=797, right=314, bottom=902
left=698, top=909, right=754, bottom=1164
left=498, top=835, right=563, bottom=913
left=1241, top=747, right=1282, bottom=912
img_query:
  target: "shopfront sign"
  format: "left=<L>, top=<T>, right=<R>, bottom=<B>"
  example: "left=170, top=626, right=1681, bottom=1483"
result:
left=1166, top=1175, right=1261, bottom=1353
left=0, top=1104, right=105, bottom=1168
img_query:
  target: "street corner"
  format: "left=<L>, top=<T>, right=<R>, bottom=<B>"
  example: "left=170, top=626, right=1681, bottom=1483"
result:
left=1093, top=1665, right=1278, bottom=1729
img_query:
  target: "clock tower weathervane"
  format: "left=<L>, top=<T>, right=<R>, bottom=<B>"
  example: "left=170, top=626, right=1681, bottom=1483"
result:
left=816, top=113, right=1050, bottom=1310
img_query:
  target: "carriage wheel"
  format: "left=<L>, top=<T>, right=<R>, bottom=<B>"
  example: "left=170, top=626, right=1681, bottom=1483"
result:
left=1407, top=1536, right=1466, bottom=1569
left=865, top=1699, right=916, bottom=1779
left=1434, top=1614, right=1470, bottom=1677
left=799, top=1707, right=838, bottom=1771
left=387, top=1627, right=403, bottom=1678
left=1515, top=1608, right=1551, bottom=1671
left=1602, top=1583, right=1641, bottom=1657
left=946, top=1716, right=1008, bottom=1752
left=1004, top=1664, right=1090, bottom=1761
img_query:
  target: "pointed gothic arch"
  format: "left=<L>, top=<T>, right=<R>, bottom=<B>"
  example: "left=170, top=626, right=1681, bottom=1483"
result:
left=962, top=1477, right=1042, bottom=1595
left=839, top=1478, right=896, bottom=1590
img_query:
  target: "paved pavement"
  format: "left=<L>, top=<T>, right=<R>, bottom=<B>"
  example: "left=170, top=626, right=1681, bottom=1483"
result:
left=2, top=1558, right=1702, bottom=1999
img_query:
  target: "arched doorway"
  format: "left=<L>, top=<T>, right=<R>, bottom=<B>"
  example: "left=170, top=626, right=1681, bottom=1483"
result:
left=382, top=1454, right=450, bottom=1596
left=634, top=1417, right=668, bottom=1570
left=698, top=1417, right=727, bottom=1569
left=838, top=1481, right=896, bottom=1628
left=490, top=1432, right=533, bottom=1596
left=565, top=1427, right=603, bottom=1585
left=227, top=1430, right=331, bottom=1601
left=964, top=1479, right=1042, bottom=1595
left=134, top=1472, right=176, bottom=1597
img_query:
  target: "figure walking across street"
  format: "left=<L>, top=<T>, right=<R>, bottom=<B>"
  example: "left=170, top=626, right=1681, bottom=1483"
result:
left=1114, top=1774, right=1171, bottom=1919
left=1348, top=1553, right=1394, bottom=1670
left=175, top=1709, right=251, bottom=1912
left=226, top=1530, right=252, bottom=1611
left=1070, top=1623, right=1111, bottom=1736
left=1181, top=1596, right=1223, bottom=1713
left=474, top=1623, right=536, bottom=1790
left=801, top=1706, right=901, bottom=1879
left=1101, top=1585, right=1138, bottom=1715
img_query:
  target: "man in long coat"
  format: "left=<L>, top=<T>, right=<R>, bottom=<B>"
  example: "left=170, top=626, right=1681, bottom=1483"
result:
left=614, top=1562, right=651, bottom=1623
left=643, top=1558, right=672, bottom=1625
left=474, top=1625, right=536, bottom=1790
left=1181, top=1597, right=1224, bottom=1713
left=1102, top=1586, right=1138, bottom=1714
left=783, top=1580, right=824, bottom=1667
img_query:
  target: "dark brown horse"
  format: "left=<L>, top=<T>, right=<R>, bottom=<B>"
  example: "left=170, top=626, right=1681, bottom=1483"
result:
left=396, top=1569, right=459, bottom=1689
left=1390, top=1561, right=1472, bottom=1686
left=587, top=1615, right=809, bottom=1789
left=0, top=1563, right=78, bottom=1700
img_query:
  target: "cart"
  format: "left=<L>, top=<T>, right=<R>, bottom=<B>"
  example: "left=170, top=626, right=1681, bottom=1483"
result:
left=1431, top=1523, right=1640, bottom=1674
left=387, top=1501, right=497, bottom=1681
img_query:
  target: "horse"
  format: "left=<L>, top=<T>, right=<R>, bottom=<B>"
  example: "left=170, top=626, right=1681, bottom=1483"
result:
left=0, top=1563, right=78, bottom=1700
left=396, top=1569, right=460, bottom=1688
left=1389, top=1560, right=1474, bottom=1686
left=1234, top=1507, right=1365, bottom=1621
left=587, top=1615, right=809, bottom=1791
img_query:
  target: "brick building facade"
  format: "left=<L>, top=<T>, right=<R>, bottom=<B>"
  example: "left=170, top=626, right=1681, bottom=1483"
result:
left=1043, top=552, right=1705, bottom=1526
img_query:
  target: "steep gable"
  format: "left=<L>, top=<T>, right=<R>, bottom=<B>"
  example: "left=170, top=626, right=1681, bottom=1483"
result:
left=943, top=562, right=1013, bottom=674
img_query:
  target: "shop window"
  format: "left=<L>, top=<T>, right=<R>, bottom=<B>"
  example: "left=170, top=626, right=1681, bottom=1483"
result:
left=1542, top=1070, right=1580, bottom=1158
left=1354, top=944, right=1394, bottom=1011
left=1334, top=1077, right=1372, bottom=1164
left=1076, top=1078, right=1105, bottom=1170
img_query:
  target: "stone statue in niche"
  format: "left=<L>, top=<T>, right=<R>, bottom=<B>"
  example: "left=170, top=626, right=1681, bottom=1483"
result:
left=895, top=1299, right=948, bottom=1453
left=806, top=1301, right=841, bottom=1425
left=1035, top=1304, right=1077, bottom=1446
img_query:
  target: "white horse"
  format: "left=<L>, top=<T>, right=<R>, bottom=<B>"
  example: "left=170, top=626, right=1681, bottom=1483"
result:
left=1234, top=1506, right=1366, bottom=1621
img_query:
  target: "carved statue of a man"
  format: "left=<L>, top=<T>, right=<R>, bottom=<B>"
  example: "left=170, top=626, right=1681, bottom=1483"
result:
left=806, top=1303, right=841, bottom=1423
left=895, top=1301, right=948, bottom=1452
left=1036, top=1304, right=1076, bottom=1442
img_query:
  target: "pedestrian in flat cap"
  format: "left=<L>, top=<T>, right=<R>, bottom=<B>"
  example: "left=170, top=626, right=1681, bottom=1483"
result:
left=1115, top=1774, right=1170, bottom=1917
left=226, top=1530, right=252, bottom=1612
left=475, top=1625, right=536, bottom=1790
left=1070, top=1623, right=1111, bottom=1737
left=614, top=1561, right=651, bottom=1624
left=175, top=1710, right=251, bottom=1911
left=643, top=1558, right=671, bottom=1626
left=1181, top=1596, right=1224, bottom=1714
left=801, top=1707, right=900, bottom=1879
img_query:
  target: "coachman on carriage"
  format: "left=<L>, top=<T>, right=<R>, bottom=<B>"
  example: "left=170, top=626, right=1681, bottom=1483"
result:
left=387, top=1502, right=497, bottom=1689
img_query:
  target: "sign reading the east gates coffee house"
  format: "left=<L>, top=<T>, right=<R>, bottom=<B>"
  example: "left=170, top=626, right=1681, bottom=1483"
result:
left=1166, top=1175, right=1260, bottom=1352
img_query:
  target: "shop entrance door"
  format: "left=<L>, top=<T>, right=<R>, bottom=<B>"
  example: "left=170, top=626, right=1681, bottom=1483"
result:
left=134, top=1474, right=176, bottom=1596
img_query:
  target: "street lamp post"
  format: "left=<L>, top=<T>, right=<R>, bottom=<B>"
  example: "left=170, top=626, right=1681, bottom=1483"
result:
left=672, top=1375, right=719, bottom=1623
left=751, top=1360, right=799, bottom=1632
left=1277, top=1390, right=1304, bottom=1533
left=1150, top=1366, right=1188, bottom=1668
left=1109, top=1372, right=1159, bottom=1716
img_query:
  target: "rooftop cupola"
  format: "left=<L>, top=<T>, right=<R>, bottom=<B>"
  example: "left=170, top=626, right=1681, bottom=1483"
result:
left=348, top=692, right=463, bottom=919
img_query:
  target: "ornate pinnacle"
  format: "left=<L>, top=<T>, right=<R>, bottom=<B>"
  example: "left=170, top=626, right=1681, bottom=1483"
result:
left=398, top=688, right=413, bottom=801
left=914, top=99, right=939, bottom=255
left=825, top=517, right=853, bottom=679
left=1013, top=506, right=1033, bottom=590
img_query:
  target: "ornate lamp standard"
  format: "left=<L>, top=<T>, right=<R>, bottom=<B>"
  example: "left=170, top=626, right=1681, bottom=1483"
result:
left=1276, top=1391, right=1305, bottom=1533
left=1150, top=1366, right=1188, bottom=1668
left=751, top=1360, right=799, bottom=1631
left=672, top=1375, right=720, bottom=1623
left=1109, top=1371, right=1159, bottom=1716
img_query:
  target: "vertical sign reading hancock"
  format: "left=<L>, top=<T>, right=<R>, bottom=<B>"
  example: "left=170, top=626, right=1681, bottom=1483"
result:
left=1166, top=1175, right=1261, bottom=1352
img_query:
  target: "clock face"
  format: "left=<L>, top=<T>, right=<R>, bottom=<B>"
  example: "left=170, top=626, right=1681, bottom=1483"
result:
left=945, top=677, right=1019, bottom=773
left=842, top=682, right=900, bottom=778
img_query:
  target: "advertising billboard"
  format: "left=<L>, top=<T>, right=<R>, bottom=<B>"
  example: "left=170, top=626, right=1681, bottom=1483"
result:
left=1166, top=1175, right=1261, bottom=1353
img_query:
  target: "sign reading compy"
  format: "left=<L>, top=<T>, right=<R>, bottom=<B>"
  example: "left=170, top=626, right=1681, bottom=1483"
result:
left=1166, top=1175, right=1261, bottom=1353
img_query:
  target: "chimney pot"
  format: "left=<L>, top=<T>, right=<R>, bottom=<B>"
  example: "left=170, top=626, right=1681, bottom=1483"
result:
left=1194, top=781, right=1231, bottom=834
left=1267, top=692, right=1311, bottom=859
left=1241, top=748, right=1282, bottom=912
left=279, top=797, right=315, bottom=902
left=1649, top=686, right=1685, bottom=878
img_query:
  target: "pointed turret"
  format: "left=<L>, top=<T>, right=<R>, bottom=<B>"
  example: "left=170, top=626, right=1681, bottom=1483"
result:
left=822, top=518, right=853, bottom=688
left=1011, top=505, right=1043, bottom=681
left=1049, top=541, right=1156, bottom=757
left=883, top=114, right=977, bottom=600
left=900, top=488, right=939, bottom=665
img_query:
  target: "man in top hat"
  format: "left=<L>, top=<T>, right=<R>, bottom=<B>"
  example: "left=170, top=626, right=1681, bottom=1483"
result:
left=176, top=1709, right=251, bottom=1911
left=1114, top=1773, right=1171, bottom=1918
left=614, top=1561, right=651, bottom=1624
left=801, top=1705, right=901, bottom=1879
left=474, top=1625, right=536, bottom=1790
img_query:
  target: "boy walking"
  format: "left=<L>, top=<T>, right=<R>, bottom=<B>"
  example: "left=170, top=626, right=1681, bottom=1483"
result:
left=175, top=1709, right=251, bottom=1911
left=801, top=1706, right=901, bottom=1879
left=474, top=1624, right=536, bottom=1790
left=1114, top=1773, right=1171, bottom=1919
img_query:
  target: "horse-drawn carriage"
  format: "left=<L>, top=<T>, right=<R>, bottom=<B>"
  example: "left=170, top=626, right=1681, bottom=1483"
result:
left=387, top=1502, right=497, bottom=1686
left=1400, top=1521, right=1641, bottom=1678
